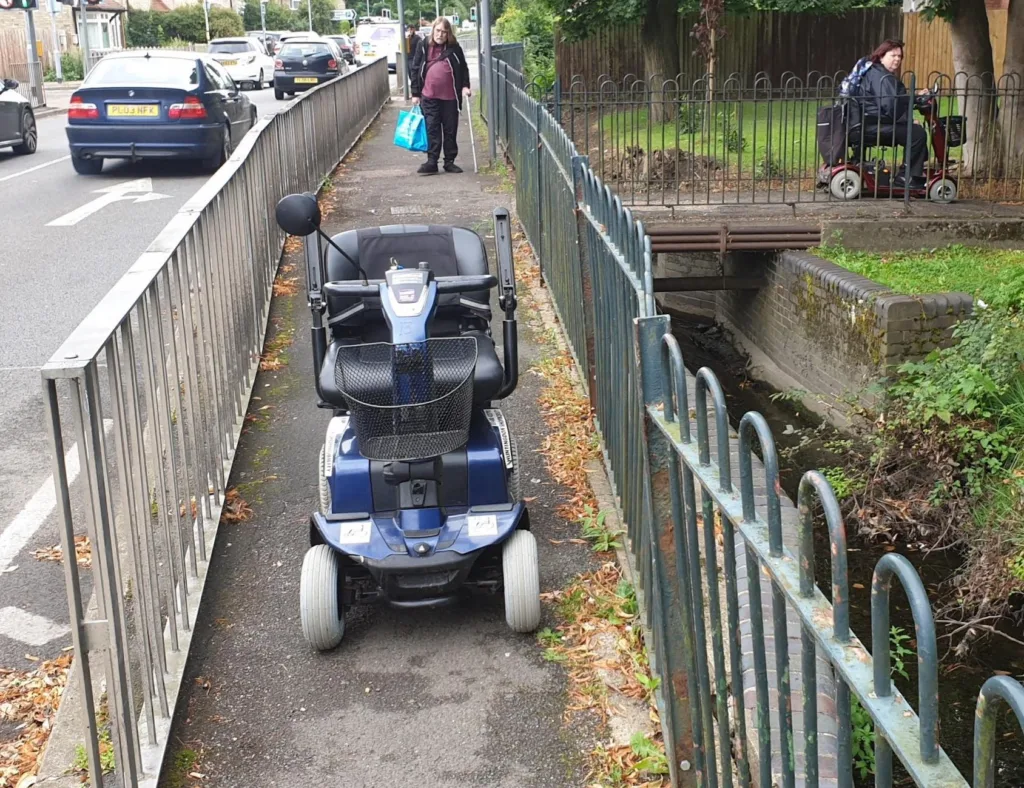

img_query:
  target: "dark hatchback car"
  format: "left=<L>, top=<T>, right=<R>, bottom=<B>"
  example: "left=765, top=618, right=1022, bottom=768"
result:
left=327, top=34, right=356, bottom=64
left=0, top=78, right=37, bottom=156
left=273, top=39, right=347, bottom=100
left=66, top=50, right=257, bottom=175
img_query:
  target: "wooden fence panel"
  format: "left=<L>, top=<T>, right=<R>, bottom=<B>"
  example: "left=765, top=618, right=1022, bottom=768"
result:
left=556, top=8, right=903, bottom=87
left=902, top=10, right=1008, bottom=80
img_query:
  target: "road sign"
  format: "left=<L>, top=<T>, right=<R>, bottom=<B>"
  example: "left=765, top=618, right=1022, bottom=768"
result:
left=47, top=178, right=171, bottom=227
left=0, top=0, right=40, bottom=10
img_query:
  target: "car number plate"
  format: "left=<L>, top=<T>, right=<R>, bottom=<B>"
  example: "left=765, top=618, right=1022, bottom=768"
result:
left=107, top=104, right=160, bottom=118
left=294, top=77, right=318, bottom=84
left=221, top=59, right=238, bottom=66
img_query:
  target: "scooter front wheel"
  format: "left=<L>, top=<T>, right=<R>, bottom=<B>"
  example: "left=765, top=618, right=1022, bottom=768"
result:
left=300, top=545, right=345, bottom=650
left=829, top=169, right=862, bottom=201
left=503, top=530, right=541, bottom=633
left=928, top=178, right=957, bottom=203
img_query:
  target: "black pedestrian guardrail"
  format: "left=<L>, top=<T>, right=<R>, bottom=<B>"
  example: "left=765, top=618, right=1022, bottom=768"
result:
left=484, top=43, right=1024, bottom=787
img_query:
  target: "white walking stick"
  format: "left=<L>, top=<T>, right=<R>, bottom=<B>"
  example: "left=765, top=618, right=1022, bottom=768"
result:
left=465, top=96, right=479, bottom=174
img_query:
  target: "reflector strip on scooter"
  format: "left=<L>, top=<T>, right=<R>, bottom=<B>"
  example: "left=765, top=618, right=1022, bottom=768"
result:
left=484, top=409, right=513, bottom=469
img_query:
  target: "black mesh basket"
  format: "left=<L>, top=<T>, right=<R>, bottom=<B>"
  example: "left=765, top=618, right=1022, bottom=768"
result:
left=334, top=337, right=478, bottom=461
left=939, top=116, right=966, bottom=148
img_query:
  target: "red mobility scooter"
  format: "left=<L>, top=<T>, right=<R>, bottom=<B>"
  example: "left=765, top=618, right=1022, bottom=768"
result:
left=820, top=84, right=964, bottom=203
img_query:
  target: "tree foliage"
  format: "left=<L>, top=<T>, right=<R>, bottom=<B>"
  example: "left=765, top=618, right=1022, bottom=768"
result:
left=496, top=0, right=555, bottom=86
left=161, top=5, right=209, bottom=42
left=242, top=0, right=296, bottom=31
left=125, top=11, right=165, bottom=47
left=209, top=6, right=245, bottom=37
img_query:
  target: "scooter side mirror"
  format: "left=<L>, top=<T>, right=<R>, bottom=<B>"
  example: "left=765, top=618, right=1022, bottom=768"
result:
left=276, top=192, right=321, bottom=236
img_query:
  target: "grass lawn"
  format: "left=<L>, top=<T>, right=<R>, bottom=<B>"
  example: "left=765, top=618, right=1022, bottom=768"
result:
left=595, top=96, right=964, bottom=178
left=600, top=100, right=822, bottom=175
left=814, top=244, right=1024, bottom=302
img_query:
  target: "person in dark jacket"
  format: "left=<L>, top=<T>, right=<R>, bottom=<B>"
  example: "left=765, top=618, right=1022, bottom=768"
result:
left=854, top=39, right=929, bottom=188
left=409, top=17, right=472, bottom=175
left=405, top=24, right=421, bottom=82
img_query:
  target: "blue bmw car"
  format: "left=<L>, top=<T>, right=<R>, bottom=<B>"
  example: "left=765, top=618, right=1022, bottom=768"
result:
left=66, top=50, right=257, bottom=175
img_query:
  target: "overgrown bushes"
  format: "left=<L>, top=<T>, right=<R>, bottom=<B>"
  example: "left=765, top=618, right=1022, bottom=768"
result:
left=125, top=5, right=244, bottom=46
left=44, top=51, right=84, bottom=82
left=846, top=280, right=1024, bottom=653
left=495, top=0, right=555, bottom=88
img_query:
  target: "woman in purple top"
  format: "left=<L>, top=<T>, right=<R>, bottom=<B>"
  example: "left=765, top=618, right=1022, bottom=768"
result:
left=409, top=17, right=472, bottom=174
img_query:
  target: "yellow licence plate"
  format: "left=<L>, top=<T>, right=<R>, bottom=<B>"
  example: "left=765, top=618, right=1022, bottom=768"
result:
left=294, top=77, right=318, bottom=84
left=221, top=59, right=238, bottom=66
left=107, top=104, right=160, bottom=118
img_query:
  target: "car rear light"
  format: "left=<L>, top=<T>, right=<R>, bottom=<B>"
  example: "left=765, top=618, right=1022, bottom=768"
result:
left=68, top=95, right=98, bottom=120
left=328, top=59, right=337, bottom=70
left=274, top=58, right=283, bottom=69
left=169, top=95, right=207, bottom=120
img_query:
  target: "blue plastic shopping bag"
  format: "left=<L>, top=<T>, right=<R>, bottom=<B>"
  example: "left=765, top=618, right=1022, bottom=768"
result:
left=394, top=106, right=428, bottom=152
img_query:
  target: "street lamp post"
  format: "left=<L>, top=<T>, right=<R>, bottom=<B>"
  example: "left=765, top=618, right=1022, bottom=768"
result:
left=78, top=0, right=91, bottom=78
left=202, top=0, right=211, bottom=42
left=260, top=0, right=266, bottom=39
left=47, top=0, right=62, bottom=82
left=306, top=0, right=312, bottom=31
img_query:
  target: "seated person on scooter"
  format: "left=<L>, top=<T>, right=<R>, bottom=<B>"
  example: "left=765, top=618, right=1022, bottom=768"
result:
left=852, top=39, right=930, bottom=189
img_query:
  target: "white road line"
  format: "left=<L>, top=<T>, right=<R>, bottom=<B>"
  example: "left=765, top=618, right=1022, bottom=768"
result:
left=0, top=155, right=71, bottom=183
left=0, top=419, right=113, bottom=576
left=0, top=606, right=70, bottom=646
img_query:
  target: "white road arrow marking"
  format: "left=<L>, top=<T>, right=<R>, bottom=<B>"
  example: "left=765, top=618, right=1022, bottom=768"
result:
left=47, top=177, right=171, bottom=227
left=0, top=607, right=70, bottom=646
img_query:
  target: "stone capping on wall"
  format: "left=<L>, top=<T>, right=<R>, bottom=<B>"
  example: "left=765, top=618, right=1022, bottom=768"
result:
left=655, top=247, right=975, bottom=421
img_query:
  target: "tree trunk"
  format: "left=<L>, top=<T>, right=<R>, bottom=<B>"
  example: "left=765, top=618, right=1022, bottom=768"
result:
left=998, top=0, right=1024, bottom=180
left=948, top=0, right=997, bottom=175
left=642, top=0, right=680, bottom=125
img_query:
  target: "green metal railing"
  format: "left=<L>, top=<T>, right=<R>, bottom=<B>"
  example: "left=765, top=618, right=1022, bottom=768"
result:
left=484, top=44, right=1024, bottom=788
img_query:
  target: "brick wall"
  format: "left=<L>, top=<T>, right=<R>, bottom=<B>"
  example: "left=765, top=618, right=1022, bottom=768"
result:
left=657, top=250, right=974, bottom=413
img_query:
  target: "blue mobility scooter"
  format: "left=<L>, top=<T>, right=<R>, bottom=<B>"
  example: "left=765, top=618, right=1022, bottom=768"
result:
left=274, top=194, right=540, bottom=650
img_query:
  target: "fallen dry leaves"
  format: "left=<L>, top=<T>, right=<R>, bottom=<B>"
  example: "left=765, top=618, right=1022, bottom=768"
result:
left=0, top=653, right=72, bottom=788
left=31, top=536, right=92, bottom=570
left=542, top=563, right=668, bottom=787
left=220, top=489, right=253, bottom=524
left=536, top=351, right=599, bottom=520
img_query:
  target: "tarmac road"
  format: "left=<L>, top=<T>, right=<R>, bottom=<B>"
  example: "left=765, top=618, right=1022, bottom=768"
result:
left=0, top=85, right=288, bottom=669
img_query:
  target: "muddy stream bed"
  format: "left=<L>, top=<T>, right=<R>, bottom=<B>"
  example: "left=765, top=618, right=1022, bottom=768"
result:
left=668, top=313, right=1024, bottom=784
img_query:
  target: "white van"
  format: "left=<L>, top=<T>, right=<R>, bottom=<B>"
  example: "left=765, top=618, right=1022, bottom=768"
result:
left=354, top=22, right=403, bottom=72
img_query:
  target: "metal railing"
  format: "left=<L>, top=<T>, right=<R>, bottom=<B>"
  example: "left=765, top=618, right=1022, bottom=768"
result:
left=484, top=45, right=1024, bottom=786
left=41, top=58, right=390, bottom=788
left=556, top=70, right=1024, bottom=206
left=7, top=61, right=45, bottom=107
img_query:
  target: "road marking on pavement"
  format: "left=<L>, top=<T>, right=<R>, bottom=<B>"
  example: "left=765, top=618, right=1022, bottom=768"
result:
left=0, top=155, right=71, bottom=183
left=48, top=177, right=171, bottom=227
left=0, top=606, right=70, bottom=646
left=0, top=420, right=113, bottom=576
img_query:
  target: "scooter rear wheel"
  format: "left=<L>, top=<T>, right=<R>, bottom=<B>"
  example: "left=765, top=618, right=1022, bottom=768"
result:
left=300, top=545, right=345, bottom=650
left=829, top=169, right=862, bottom=201
left=502, top=530, right=541, bottom=633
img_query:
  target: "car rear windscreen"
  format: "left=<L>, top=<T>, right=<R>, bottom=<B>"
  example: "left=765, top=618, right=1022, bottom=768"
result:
left=279, top=42, right=331, bottom=58
left=210, top=42, right=252, bottom=54
left=85, top=56, right=199, bottom=88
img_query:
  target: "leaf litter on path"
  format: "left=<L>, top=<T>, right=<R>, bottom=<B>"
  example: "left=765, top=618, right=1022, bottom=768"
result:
left=0, top=653, right=72, bottom=788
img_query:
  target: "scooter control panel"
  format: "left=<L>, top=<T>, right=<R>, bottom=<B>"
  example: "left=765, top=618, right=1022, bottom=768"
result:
left=385, top=267, right=430, bottom=317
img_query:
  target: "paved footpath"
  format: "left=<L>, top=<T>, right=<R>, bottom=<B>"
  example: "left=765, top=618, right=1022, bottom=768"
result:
left=163, top=102, right=603, bottom=787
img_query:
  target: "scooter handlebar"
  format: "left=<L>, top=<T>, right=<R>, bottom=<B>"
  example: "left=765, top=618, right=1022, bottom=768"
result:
left=435, top=275, right=498, bottom=294
left=323, top=280, right=384, bottom=298
left=322, top=274, right=498, bottom=299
